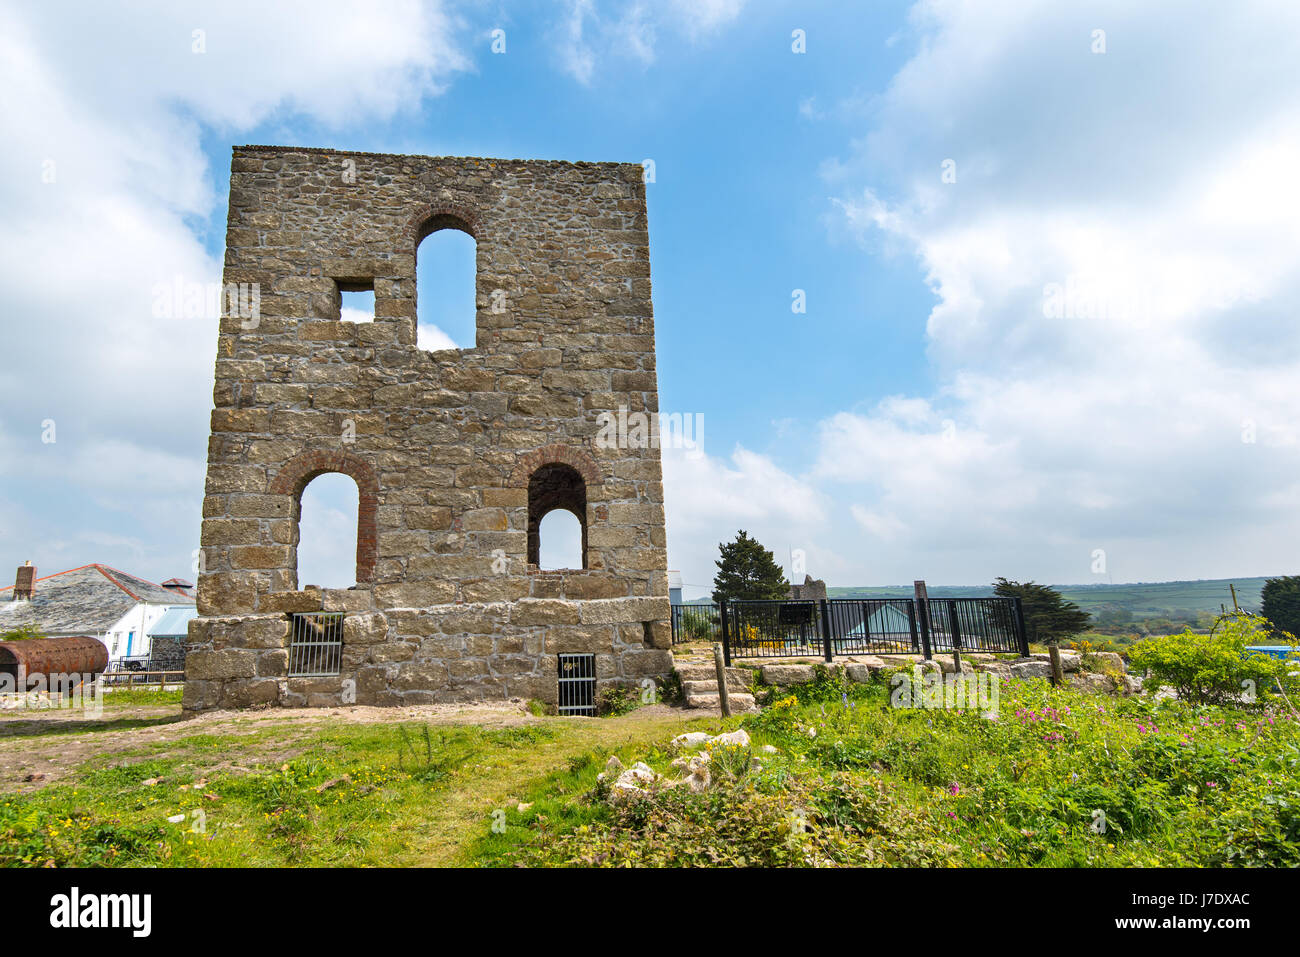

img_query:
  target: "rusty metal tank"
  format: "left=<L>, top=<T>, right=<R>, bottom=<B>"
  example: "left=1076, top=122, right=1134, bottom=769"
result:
left=0, top=635, right=109, bottom=690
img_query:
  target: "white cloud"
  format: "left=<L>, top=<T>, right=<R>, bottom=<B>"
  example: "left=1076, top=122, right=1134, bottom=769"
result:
left=667, top=0, right=746, bottom=38
left=553, top=0, right=745, bottom=83
left=557, top=0, right=597, bottom=84
left=340, top=307, right=374, bottom=325
left=663, top=1, right=1300, bottom=592
left=417, top=324, right=460, bottom=352
left=663, top=443, right=837, bottom=598
left=815, top=0, right=1300, bottom=584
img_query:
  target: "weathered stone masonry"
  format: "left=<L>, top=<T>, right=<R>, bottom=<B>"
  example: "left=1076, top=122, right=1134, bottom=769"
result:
left=184, top=146, right=671, bottom=711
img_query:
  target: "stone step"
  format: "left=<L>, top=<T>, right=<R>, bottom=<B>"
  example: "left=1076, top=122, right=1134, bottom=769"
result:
left=684, top=691, right=757, bottom=711
left=682, top=678, right=750, bottom=696
left=675, top=663, right=751, bottom=684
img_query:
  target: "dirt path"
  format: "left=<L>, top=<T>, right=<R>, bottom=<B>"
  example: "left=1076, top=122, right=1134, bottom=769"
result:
left=0, top=699, right=731, bottom=817
left=400, top=705, right=729, bottom=865
left=0, top=700, right=535, bottom=793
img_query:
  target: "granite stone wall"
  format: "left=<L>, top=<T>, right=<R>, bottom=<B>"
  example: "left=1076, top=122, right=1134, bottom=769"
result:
left=184, top=146, right=671, bottom=712
left=148, top=636, right=187, bottom=672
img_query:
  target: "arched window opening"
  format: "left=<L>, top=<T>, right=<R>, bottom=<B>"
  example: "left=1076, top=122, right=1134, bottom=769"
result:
left=415, top=224, right=476, bottom=351
left=296, top=472, right=360, bottom=590
left=537, top=510, right=583, bottom=570
left=528, top=463, right=587, bottom=569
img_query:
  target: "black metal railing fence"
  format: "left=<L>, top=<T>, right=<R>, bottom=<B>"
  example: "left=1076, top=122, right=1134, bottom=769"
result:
left=721, top=595, right=1027, bottom=665
left=670, top=602, right=721, bottom=644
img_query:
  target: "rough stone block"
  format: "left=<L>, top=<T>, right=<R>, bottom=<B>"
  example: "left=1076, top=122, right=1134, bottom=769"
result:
left=578, top=596, right=669, bottom=624
left=761, top=663, right=816, bottom=686
left=512, top=599, right=582, bottom=625
left=187, top=648, right=258, bottom=681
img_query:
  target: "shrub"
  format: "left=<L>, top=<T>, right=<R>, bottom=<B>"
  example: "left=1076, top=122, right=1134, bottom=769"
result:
left=1128, top=614, right=1299, bottom=705
left=678, top=609, right=717, bottom=642
left=654, top=670, right=683, bottom=706
left=509, top=771, right=956, bottom=867
left=596, top=684, right=640, bottom=717
left=748, top=694, right=801, bottom=734
left=476, top=673, right=1300, bottom=868
left=0, top=624, right=45, bottom=642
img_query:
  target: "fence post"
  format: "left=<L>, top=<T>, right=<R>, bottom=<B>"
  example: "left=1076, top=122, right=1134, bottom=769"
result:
left=947, top=600, right=964, bottom=674
left=819, top=598, right=833, bottom=662
left=906, top=601, right=921, bottom=653
left=1013, top=596, right=1030, bottom=657
left=913, top=580, right=933, bottom=660
left=713, top=642, right=731, bottom=718
left=720, top=601, right=731, bottom=667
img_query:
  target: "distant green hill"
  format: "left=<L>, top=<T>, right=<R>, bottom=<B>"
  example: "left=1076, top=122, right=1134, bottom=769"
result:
left=828, top=577, right=1274, bottom=620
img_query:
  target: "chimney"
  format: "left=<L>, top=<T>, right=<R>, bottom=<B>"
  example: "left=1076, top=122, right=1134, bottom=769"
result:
left=13, top=561, right=35, bottom=600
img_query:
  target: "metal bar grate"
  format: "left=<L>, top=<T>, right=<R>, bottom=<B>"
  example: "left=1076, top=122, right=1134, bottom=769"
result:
left=288, top=612, right=345, bottom=677
left=557, top=653, right=596, bottom=716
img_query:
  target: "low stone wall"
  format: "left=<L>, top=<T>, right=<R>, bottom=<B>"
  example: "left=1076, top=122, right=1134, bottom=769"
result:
left=147, top=636, right=187, bottom=672
left=746, top=650, right=1140, bottom=695
left=183, top=595, right=672, bottom=711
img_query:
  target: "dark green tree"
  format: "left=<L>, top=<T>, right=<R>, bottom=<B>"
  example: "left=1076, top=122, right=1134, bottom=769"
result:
left=1261, top=576, right=1300, bottom=639
left=993, top=577, right=1091, bottom=645
left=712, top=530, right=789, bottom=603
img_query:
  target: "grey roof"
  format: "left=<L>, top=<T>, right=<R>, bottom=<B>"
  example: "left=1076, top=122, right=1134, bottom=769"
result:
left=149, top=605, right=198, bottom=638
left=844, top=604, right=914, bottom=638
left=0, top=564, right=195, bottom=636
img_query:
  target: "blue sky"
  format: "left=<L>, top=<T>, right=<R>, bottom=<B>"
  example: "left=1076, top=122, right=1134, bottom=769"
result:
left=4, top=1, right=1300, bottom=600
left=186, top=2, right=934, bottom=446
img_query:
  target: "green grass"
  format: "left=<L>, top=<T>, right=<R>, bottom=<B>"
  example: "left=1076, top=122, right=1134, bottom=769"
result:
left=0, top=709, right=720, bottom=867
left=101, top=688, right=185, bottom=709
left=471, top=669, right=1300, bottom=867
left=9, top=670, right=1299, bottom=868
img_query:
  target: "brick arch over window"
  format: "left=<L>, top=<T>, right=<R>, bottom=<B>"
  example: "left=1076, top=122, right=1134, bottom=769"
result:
left=528, top=464, right=587, bottom=568
left=508, top=444, right=603, bottom=489
left=404, top=204, right=483, bottom=350
left=270, top=450, right=379, bottom=585
left=511, top=445, right=604, bottom=569
left=404, top=203, right=481, bottom=245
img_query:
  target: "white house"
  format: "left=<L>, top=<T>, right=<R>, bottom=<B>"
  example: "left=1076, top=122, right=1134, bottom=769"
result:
left=0, top=562, right=195, bottom=667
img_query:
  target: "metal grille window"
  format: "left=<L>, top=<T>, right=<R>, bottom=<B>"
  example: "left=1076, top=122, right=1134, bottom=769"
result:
left=557, top=653, right=596, bottom=716
left=288, top=612, right=344, bottom=677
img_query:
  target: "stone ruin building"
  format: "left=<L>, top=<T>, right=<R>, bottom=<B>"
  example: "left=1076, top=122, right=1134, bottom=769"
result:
left=184, top=146, right=671, bottom=712
left=788, top=575, right=827, bottom=602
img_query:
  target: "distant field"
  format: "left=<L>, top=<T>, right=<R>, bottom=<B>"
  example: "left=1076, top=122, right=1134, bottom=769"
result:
left=828, top=577, right=1276, bottom=619
left=1052, top=579, right=1269, bottom=618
